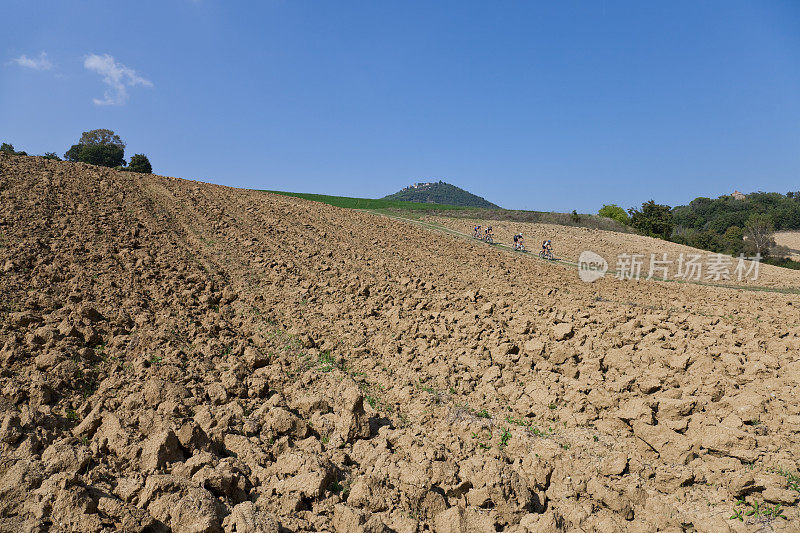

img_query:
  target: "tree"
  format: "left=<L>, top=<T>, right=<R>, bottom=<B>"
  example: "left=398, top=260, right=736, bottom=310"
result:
left=628, top=200, right=673, bottom=239
left=743, top=213, right=775, bottom=257
left=79, top=129, right=125, bottom=149
left=65, top=143, right=125, bottom=167
left=721, top=225, right=744, bottom=255
left=64, top=129, right=126, bottom=168
left=1, top=143, right=28, bottom=156
left=64, top=144, right=83, bottom=162
left=126, top=153, right=152, bottom=173
left=41, top=152, right=61, bottom=161
left=598, top=204, right=629, bottom=225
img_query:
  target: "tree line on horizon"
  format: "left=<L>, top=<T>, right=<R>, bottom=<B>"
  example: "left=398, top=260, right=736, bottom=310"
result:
left=598, top=193, right=800, bottom=269
left=1, top=129, right=152, bottom=174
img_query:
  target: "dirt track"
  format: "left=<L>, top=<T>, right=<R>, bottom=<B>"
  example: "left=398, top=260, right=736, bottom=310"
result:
left=1, top=153, right=800, bottom=532
left=423, top=216, right=800, bottom=289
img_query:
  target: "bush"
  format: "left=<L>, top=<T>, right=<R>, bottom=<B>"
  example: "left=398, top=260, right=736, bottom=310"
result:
left=598, top=204, right=629, bottom=225
left=41, top=152, right=61, bottom=161
left=764, top=256, right=800, bottom=270
left=126, top=154, right=152, bottom=173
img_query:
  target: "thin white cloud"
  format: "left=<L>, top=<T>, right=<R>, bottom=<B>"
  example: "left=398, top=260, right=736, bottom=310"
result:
left=12, top=52, right=53, bottom=71
left=84, top=53, right=153, bottom=106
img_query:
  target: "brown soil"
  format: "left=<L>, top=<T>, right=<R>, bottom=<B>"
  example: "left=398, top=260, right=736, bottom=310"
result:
left=774, top=232, right=800, bottom=261
left=1, top=152, right=799, bottom=532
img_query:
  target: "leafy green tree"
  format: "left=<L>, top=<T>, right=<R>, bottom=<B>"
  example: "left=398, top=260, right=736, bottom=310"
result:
left=78, top=129, right=125, bottom=149
left=126, top=153, right=152, bottom=173
left=66, top=144, right=125, bottom=167
left=720, top=225, right=744, bottom=255
left=598, top=204, right=629, bottom=225
left=64, top=129, right=126, bottom=168
left=41, top=152, right=61, bottom=161
left=628, top=200, right=673, bottom=239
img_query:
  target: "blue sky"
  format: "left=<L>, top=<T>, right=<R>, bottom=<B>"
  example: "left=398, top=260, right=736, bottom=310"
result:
left=2, top=1, right=799, bottom=212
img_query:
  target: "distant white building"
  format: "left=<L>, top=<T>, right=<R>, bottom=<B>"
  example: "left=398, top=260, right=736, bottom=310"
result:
left=732, top=190, right=746, bottom=200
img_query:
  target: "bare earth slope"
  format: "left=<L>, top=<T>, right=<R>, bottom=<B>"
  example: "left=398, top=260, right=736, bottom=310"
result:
left=774, top=232, right=800, bottom=261
left=1, top=153, right=800, bottom=532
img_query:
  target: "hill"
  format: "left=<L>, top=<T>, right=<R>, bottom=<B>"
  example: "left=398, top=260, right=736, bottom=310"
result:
left=261, top=190, right=473, bottom=211
left=2, top=153, right=800, bottom=531
left=382, top=180, right=499, bottom=208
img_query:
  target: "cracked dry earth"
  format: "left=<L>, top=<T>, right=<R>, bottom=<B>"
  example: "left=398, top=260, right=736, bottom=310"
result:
left=1, top=153, right=800, bottom=533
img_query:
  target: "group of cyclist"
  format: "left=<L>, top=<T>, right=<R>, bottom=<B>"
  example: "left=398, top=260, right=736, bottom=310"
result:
left=472, top=224, right=554, bottom=259
left=472, top=224, right=494, bottom=244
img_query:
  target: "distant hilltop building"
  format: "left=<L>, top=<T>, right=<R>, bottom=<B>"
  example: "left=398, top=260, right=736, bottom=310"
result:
left=731, top=190, right=746, bottom=200
left=400, top=180, right=442, bottom=192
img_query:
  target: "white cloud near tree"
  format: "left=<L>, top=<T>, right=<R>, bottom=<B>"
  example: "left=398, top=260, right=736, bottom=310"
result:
left=12, top=52, right=53, bottom=71
left=84, top=53, right=153, bottom=106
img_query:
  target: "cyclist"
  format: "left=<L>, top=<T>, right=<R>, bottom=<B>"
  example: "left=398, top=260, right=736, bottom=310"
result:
left=474, top=225, right=482, bottom=239
left=513, top=233, right=524, bottom=250
left=541, top=239, right=553, bottom=258
left=485, top=226, right=494, bottom=242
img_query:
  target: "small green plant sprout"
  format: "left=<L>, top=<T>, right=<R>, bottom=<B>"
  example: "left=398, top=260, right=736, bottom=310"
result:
left=764, top=504, right=787, bottom=519
left=149, top=354, right=162, bottom=365
left=731, top=498, right=788, bottom=521
left=66, top=408, right=78, bottom=421
left=506, top=415, right=532, bottom=428
left=499, top=427, right=512, bottom=448
left=330, top=479, right=350, bottom=498
left=772, top=466, right=800, bottom=492
left=318, top=350, right=338, bottom=372
left=417, top=379, right=435, bottom=394
left=364, top=395, right=378, bottom=409
left=475, top=409, right=490, bottom=419
left=593, top=435, right=599, bottom=442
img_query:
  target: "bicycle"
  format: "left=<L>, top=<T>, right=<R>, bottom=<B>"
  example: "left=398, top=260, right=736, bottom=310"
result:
left=539, top=248, right=554, bottom=260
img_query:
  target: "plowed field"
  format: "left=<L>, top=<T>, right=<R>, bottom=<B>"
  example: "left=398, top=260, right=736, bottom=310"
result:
left=1, top=153, right=799, bottom=532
